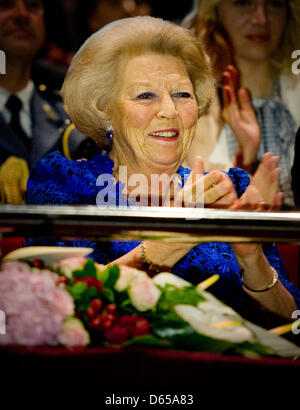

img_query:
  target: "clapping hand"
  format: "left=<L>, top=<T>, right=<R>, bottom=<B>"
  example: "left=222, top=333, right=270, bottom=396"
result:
left=250, top=152, right=282, bottom=210
left=174, top=156, right=237, bottom=208
left=229, top=152, right=282, bottom=258
left=222, top=65, right=260, bottom=170
left=230, top=152, right=282, bottom=211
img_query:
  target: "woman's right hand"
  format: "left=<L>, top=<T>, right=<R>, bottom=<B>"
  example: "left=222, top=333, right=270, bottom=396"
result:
left=174, top=156, right=237, bottom=208
left=222, top=65, right=260, bottom=170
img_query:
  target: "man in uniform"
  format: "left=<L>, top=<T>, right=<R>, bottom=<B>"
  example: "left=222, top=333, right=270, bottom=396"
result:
left=0, top=0, right=86, bottom=203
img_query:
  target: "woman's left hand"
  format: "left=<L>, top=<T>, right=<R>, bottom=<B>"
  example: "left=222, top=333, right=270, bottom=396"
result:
left=250, top=152, right=282, bottom=210
left=228, top=153, right=282, bottom=258
left=228, top=184, right=264, bottom=259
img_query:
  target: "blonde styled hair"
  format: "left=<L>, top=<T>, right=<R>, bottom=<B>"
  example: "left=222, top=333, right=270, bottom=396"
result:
left=183, top=0, right=300, bottom=77
left=62, top=16, right=215, bottom=147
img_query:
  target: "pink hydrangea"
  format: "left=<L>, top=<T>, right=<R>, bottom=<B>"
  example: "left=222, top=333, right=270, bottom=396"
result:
left=0, top=262, right=79, bottom=346
left=53, top=289, right=74, bottom=317
left=1, top=261, right=31, bottom=274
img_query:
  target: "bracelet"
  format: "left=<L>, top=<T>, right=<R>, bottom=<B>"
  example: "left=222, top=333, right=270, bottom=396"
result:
left=141, top=241, right=160, bottom=275
left=141, top=241, right=166, bottom=275
left=242, top=267, right=279, bottom=293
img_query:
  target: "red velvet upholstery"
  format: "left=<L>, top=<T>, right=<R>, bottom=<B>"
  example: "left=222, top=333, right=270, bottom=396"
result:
left=277, top=244, right=299, bottom=288
left=0, top=237, right=25, bottom=258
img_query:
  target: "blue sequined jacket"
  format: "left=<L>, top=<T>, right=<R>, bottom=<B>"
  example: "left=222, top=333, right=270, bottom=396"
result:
left=26, top=152, right=300, bottom=315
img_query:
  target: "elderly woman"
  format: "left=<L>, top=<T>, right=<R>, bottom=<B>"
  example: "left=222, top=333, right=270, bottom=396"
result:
left=26, top=16, right=300, bottom=325
left=183, top=0, right=300, bottom=208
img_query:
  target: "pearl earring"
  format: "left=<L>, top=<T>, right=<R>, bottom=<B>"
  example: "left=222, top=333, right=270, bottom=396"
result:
left=106, top=124, right=113, bottom=142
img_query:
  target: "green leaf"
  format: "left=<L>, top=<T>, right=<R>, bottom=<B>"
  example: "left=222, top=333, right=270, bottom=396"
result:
left=77, top=303, right=89, bottom=312
left=72, top=269, right=86, bottom=279
left=126, top=334, right=173, bottom=348
left=102, top=286, right=115, bottom=303
left=98, top=264, right=120, bottom=288
left=113, top=290, right=135, bottom=313
left=150, top=310, right=238, bottom=353
left=83, top=259, right=97, bottom=277
left=232, top=341, right=275, bottom=358
left=151, top=311, right=195, bottom=339
left=69, top=282, right=87, bottom=300
left=172, top=331, right=235, bottom=353
left=154, top=320, right=234, bottom=353
left=106, top=265, right=120, bottom=287
left=97, top=266, right=110, bottom=284
left=73, top=286, right=99, bottom=311
left=157, top=286, right=205, bottom=312
left=72, top=258, right=97, bottom=279
left=81, top=286, right=98, bottom=305
left=154, top=321, right=195, bottom=339
left=84, top=287, right=98, bottom=300
left=120, top=299, right=132, bottom=309
left=115, top=290, right=130, bottom=303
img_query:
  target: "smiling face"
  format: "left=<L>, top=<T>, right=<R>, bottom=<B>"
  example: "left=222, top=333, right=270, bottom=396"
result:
left=110, top=53, right=199, bottom=175
left=0, top=0, right=45, bottom=59
left=218, top=0, right=287, bottom=63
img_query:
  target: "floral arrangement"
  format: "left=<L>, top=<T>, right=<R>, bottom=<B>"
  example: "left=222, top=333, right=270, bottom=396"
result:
left=0, top=260, right=89, bottom=346
left=0, top=255, right=299, bottom=358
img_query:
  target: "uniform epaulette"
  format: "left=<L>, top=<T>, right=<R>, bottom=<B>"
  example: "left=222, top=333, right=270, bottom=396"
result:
left=60, top=121, right=75, bottom=160
left=36, top=83, right=62, bottom=101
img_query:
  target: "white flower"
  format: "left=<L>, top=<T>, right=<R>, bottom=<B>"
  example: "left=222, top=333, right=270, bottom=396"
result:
left=128, top=275, right=161, bottom=312
left=95, top=263, right=106, bottom=273
left=114, top=265, right=145, bottom=292
left=153, top=272, right=192, bottom=288
left=54, top=256, right=87, bottom=278
left=58, top=318, right=90, bottom=347
left=174, top=305, right=254, bottom=343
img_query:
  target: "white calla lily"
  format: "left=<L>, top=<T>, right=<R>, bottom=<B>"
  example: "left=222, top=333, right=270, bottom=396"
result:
left=174, top=304, right=254, bottom=343
left=153, top=272, right=192, bottom=288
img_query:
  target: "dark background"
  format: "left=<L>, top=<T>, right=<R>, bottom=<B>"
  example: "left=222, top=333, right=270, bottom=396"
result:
left=42, top=0, right=194, bottom=54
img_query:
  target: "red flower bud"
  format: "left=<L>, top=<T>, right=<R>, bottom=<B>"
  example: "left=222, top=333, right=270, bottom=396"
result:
left=100, top=319, right=113, bottom=331
left=86, top=307, right=96, bottom=319
left=106, top=304, right=117, bottom=314
left=104, top=325, right=128, bottom=344
left=90, top=317, right=102, bottom=329
left=105, top=313, right=115, bottom=322
left=57, top=276, right=68, bottom=285
left=96, top=281, right=103, bottom=293
left=119, top=314, right=138, bottom=328
left=90, top=299, right=103, bottom=312
left=132, top=320, right=150, bottom=337
left=32, top=259, right=45, bottom=269
left=85, top=276, right=98, bottom=287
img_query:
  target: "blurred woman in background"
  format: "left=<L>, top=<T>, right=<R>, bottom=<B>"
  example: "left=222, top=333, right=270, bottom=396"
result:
left=183, top=0, right=300, bottom=208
